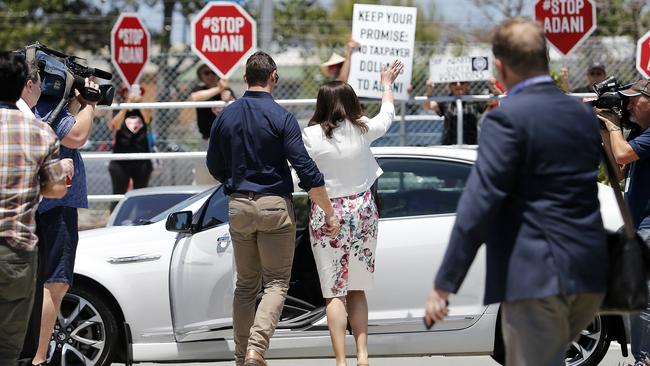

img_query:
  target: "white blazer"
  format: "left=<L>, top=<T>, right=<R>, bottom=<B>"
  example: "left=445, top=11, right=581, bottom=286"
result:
left=301, top=102, right=395, bottom=198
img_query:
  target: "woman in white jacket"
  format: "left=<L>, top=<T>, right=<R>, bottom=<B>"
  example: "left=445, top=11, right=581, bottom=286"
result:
left=302, top=60, right=403, bottom=366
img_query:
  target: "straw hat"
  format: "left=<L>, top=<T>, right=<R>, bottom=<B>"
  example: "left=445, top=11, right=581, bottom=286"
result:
left=320, top=53, right=346, bottom=75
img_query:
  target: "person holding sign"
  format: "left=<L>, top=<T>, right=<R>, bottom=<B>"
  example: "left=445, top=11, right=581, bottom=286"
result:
left=302, top=59, right=404, bottom=366
left=320, top=39, right=360, bottom=82
left=423, top=79, right=487, bottom=145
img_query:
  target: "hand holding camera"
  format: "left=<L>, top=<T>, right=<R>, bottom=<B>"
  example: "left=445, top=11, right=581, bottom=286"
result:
left=75, top=78, right=100, bottom=106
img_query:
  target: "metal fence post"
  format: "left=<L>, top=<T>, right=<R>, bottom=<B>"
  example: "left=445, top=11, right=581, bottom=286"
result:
left=455, top=98, right=464, bottom=145
left=400, top=100, right=406, bottom=146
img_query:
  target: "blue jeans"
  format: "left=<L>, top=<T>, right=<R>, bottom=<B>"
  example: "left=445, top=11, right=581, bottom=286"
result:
left=631, top=228, right=650, bottom=361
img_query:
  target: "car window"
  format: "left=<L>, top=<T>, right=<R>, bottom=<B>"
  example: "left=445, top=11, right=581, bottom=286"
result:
left=148, top=187, right=217, bottom=224
left=112, top=193, right=193, bottom=226
left=199, top=187, right=229, bottom=230
left=292, top=192, right=310, bottom=232
left=376, top=157, right=472, bottom=218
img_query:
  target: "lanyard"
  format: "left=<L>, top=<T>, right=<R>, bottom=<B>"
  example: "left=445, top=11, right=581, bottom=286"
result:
left=507, top=75, right=554, bottom=97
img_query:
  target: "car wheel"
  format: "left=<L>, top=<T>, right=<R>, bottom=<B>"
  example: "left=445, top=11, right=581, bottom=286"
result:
left=491, top=314, right=610, bottom=366
left=565, top=315, right=610, bottom=366
left=48, top=286, right=119, bottom=366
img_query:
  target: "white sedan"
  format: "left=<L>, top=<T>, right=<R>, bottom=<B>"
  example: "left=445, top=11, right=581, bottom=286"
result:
left=54, top=146, right=627, bottom=366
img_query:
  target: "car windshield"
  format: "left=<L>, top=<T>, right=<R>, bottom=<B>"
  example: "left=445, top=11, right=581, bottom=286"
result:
left=147, top=186, right=218, bottom=224
left=112, top=193, right=195, bottom=226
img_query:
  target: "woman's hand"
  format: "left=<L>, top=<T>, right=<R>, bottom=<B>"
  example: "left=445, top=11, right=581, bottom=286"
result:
left=380, top=59, right=404, bottom=86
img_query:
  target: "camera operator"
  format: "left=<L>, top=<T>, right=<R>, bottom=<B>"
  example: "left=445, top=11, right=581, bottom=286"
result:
left=0, top=51, right=68, bottom=366
left=29, top=77, right=99, bottom=366
left=597, top=79, right=650, bottom=365
left=16, top=60, right=40, bottom=118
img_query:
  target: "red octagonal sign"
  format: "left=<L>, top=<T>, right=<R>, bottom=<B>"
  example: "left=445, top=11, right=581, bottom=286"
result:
left=535, top=0, right=597, bottom=56
left=637, top=30, right=650, bottom=79
left=111, top=13, right=150, bottom=87
left=191, top=2, right=257, bottom=79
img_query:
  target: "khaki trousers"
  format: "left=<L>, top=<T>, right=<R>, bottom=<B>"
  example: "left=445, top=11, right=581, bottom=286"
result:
left=501, top=293, right=604, bottom=366
left=229, top=193, right=296, bottom=365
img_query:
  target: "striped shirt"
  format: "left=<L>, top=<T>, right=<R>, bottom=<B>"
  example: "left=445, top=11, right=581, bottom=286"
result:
left=0, top=106, right=66, bottom=251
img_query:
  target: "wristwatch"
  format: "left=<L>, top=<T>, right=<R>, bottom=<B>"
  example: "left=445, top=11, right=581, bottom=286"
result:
left=609, top=126, right=621, bottom=132
left=382, top=84, right=393, bottom=92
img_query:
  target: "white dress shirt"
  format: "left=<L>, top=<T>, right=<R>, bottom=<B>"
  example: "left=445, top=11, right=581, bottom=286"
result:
left=16, top=98, right=36, bottom=118
left=301, top=102, right=395, bottom=198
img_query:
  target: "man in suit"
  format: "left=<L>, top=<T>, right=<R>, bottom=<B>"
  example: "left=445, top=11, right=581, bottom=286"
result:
left=424, top=18, right=607, bottom=366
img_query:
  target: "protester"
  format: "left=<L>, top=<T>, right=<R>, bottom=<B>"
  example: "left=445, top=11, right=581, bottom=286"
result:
left=573, top=62, right=607, bottom=93
left=31, top=76, right=99, bottom=366
left=423, top=79, right=486, bottom=145
left=189, top=64, right=235, bottom=185
left=0, top=51, right=67, bottom=366
left=597, top=79, right=650, bottom=366
left=302, top=60, right=403, bottom=366
left=424, top=18, right=607, bottom=366
left=206, top=51, right=340, bottom=366
left=320, top=39, right=360, bottom=82
left=16, top=60, right=40, bottom=117
left=108, top=85, right=154, bottom=209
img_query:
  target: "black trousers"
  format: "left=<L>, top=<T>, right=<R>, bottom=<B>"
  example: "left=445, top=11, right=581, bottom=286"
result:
left=108, top=160, right=153, bottom=210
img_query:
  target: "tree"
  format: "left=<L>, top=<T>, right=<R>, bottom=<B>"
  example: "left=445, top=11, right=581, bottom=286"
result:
left=595, top=0, right=650, bottom=39
left=470, top=0, right=527, bottom=24
left=0, top=0, right=111, bottom=51
left=274, top=0, right=333, bottom=44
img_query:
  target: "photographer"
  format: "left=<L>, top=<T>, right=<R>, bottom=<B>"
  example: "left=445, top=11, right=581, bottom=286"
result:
left=30, top=76, right=99, bottom=366
left=597, top=79, right=650, bottom=365
left=0, top=51, right=67, bottom=366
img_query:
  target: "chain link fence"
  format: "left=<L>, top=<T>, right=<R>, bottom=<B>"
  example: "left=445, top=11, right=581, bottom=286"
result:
left=80, top=38, right=642, bottom=227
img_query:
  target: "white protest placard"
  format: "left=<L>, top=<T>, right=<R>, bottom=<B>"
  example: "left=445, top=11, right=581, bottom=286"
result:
left=348, top=4, right=417, bottom=101
left=428, top=56, right=493, bottom=84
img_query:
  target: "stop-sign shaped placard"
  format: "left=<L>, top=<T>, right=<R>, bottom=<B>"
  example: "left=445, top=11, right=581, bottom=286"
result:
left=191, top=2, right=257, bottom=79
left=637, top=30, right=650, bottom=79
left=111, top=13, right=150, bottom=87
left=535, top=0, right=597, bottom=55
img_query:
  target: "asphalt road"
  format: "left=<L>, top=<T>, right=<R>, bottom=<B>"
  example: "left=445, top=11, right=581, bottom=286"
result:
left=114, top=344, right=635, bottom=366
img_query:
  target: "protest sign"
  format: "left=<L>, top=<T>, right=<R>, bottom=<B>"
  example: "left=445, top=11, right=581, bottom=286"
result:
left=349, top=4, right=417, bottom=101
left=428, top=56, right=492, bottom=84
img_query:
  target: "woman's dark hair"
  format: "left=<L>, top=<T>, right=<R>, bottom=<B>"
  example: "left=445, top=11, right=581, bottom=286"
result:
left=245, top=51, right=276, bottom=87
left=309, top=81, right=366, bottom=138
left=0, top=52, right=27, bottom=103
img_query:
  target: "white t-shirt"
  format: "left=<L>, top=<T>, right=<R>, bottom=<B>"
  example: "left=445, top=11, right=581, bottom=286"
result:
left=301, top=103, right=395, bottom=198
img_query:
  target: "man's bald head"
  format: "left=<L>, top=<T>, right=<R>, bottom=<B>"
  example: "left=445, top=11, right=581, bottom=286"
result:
left=492, top=18, right=549, bottom=78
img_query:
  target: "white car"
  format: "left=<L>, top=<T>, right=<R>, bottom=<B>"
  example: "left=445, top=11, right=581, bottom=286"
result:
left=55, top=146, right=626, bottom=366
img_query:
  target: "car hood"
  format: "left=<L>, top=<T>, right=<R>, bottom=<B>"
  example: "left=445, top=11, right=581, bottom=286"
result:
left=77, top=221, right=174, bottom=256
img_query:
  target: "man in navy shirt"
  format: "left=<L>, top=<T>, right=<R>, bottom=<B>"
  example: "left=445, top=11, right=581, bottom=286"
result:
left=599, top=79, right=650, bottom=364
left=207, top=51, right=339, bottom=366
left=29, top=79, right=98, bottom=366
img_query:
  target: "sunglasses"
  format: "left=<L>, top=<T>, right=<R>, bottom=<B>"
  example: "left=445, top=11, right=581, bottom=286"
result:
left=201, top=69, right=216, bottom=77
left=589, top=71, right=605, bottom=76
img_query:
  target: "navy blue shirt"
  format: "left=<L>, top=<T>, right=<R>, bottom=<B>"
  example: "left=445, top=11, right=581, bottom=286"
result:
left=206, top=90, right=324, bottom=197
left=35, top=96, right=88, bottom=212
left=626, top=126, right=650, bottom=229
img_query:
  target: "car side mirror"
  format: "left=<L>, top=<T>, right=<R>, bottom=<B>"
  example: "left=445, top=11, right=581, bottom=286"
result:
left=166, top=211, right=193, bottom=233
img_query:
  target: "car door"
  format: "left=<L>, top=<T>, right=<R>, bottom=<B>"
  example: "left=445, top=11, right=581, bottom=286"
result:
left=366, top=155, right=488, bottom=334
left=169, top=186, right=236, bottom=342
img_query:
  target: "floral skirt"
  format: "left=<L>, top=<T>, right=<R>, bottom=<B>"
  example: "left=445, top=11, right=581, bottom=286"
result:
left=309, top=190, right=379, bottom=298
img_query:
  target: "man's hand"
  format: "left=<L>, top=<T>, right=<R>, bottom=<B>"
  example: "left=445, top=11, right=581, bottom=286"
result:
left=61, top=158, right=74, bottom=178
left=594, top=108, right=621, bottom=130
left=323, top=213, right=341, bottom=237
left=75, top=78, right=100, bottom=106
left=424, top=288, right=450, bottom=327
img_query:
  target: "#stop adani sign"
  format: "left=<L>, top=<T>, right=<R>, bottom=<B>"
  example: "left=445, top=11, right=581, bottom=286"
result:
left=535, top=0, right=596, bottom=55
left=111, top=13, right=150, bottom=86
left=191, top=2, right=257, bottom=79
left=637, top=30, right=650, bottom=79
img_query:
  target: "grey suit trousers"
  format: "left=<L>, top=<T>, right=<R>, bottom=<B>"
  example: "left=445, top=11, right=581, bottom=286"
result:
left=501, top=293, right=604, bottom=366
